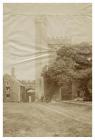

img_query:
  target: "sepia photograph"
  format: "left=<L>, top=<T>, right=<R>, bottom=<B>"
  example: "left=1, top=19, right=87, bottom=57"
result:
left=3, top=3, right=92, bottom=137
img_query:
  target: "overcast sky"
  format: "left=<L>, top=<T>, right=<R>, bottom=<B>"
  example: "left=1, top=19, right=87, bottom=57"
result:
left=3, top=3, right=92, bottom=80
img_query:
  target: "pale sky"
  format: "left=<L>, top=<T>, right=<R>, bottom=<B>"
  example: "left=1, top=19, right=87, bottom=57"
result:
left=3, top=3, right=92, bottom=80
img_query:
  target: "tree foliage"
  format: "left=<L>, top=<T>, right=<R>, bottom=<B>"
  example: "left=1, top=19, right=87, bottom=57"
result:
left=42, top=42, right=92, bottom=100
left=43, top=43, right=91, bottom=83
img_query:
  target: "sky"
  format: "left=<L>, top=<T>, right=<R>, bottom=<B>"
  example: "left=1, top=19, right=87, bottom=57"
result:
left=3, top=3, right=92, bottom=80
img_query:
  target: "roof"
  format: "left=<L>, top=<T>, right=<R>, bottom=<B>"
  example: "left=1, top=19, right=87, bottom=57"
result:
left=3, top=74, right=25, bottom=87
left=27, top=89, right=35, bottom=93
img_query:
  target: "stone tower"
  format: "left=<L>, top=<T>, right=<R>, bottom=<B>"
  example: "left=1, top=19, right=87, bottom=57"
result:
left=35, top=16, right=48, bottom=99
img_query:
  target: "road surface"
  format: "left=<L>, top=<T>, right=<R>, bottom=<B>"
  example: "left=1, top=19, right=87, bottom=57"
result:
left=3, top=102, right=92, bottom=137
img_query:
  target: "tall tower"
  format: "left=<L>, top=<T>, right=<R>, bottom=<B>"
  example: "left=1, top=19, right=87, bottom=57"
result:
left=35, top=16, right=48, bottom=99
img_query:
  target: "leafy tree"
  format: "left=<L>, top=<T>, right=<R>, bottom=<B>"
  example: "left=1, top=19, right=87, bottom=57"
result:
left=42, top=42, right=92, bottom=101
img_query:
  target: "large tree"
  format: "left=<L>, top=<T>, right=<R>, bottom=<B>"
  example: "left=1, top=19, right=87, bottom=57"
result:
left=42, top=42, right=92, bottom=101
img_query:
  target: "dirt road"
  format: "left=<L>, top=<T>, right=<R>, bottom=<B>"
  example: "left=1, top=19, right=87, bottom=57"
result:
left=3, top=102, right=92, bottom=137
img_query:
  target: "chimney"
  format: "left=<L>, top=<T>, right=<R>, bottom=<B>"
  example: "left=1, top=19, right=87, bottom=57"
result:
left=11, top=67, right=15, bottom=78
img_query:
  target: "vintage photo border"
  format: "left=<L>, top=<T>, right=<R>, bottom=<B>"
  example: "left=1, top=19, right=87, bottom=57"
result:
left=0, top=0, right=94, bottom=140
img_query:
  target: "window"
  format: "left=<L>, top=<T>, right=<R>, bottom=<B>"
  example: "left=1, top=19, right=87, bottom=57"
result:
left=6, top=94, right=10, bottom=97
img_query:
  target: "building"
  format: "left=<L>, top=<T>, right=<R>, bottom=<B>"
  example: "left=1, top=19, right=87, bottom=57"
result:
left=35, top=16, right=48, bottom=100
left=3, top=68, right=26, bottom=102
left=34, top=16, right=91, bottom=101
left=34, top=16, right=69, bottom=100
